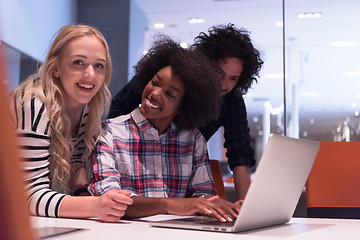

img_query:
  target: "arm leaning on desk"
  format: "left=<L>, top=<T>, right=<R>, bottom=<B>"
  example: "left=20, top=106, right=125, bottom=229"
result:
left=31, top=216, right=360, bottom=240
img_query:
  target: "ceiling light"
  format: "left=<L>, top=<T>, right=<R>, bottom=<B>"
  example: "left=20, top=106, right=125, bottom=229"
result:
left=276, top=21, right=283, bottom=27
left=153, top=23, right=165, bottom=29
left=180, top=42, right=188, bottom=49
left=310, top=118, right=315, bottom=124
left=253, top=117, right=259, bottom=123
left=300, top=91, right=319, bottom=97
left=329, top=41, right=356, bottom=47
left=297, top=12, right=323, bottom=19
left=355, top=111, right=359, bottom=117
left=188, top=18, right=205, bottom=24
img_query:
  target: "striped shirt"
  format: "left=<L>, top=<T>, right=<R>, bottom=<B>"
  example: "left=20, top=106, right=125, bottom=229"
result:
left=89, top=108, right=215, bottom=198
left=12, top=95, right=89, bottom=217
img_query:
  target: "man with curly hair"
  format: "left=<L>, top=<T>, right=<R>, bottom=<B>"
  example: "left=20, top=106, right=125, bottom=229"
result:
left=89, top=37, right=241, bottom=222
left=109, top=24, right=264, bottom=201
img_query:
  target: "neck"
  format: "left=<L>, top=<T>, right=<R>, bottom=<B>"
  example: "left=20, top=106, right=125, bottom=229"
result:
left=64, top=103, right=85, bottom=137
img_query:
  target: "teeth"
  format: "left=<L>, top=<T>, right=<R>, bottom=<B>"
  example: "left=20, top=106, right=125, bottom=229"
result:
left=146, top=99, right=160, bottom=109
left=78, top=83, right=94, bottom=89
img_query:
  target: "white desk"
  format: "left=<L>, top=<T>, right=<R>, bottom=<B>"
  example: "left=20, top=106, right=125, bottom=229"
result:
left=31, top=215, right=360, bottom=240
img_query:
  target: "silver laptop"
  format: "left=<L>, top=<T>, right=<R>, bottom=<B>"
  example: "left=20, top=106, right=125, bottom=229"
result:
left=149, top=134, right=320, bottom=233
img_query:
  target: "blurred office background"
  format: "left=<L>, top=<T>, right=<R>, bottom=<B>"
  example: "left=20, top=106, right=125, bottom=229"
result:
left=1, top=0, right=360, bottom=171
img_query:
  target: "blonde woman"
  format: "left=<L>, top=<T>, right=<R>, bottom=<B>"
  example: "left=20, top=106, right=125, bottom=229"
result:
left=9, top=25, right=132, bottom=222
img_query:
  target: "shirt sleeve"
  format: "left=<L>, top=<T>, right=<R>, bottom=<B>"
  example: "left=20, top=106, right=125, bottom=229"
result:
left=13, top=96, right=66, bottom=218
left=88, top=122, right=122, bottom=196
left=108, top=80, right=142, bottom=119
left=222, top=91, right=255, bottom=170
left=186, top=130, right=216, bottom=197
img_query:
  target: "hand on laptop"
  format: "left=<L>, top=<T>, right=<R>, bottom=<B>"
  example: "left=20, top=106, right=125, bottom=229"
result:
left=205, top=195, right=241, bottom=221
left=164, top=195, right=240, bottom=222
left=165, top=197, right=232, bottom=222
left=234, top=199, right=244, bottom=207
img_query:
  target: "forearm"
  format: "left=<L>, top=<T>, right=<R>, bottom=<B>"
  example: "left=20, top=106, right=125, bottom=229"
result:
left=232, top=166, right=251, bottom=200
left=59, top=196, right=98, bottom=218
left=124, top=196, right=168, bottom=219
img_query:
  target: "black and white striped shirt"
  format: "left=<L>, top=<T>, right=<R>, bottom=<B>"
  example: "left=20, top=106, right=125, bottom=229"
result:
left=13, top=96, right=89, bottom=217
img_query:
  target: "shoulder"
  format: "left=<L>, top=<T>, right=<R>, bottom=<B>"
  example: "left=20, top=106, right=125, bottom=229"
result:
left=107, top=113, right=132, bottom=126
left=101, top=112, right=132, bottom=134
left=12, top=95, right=50, bottom=134
left=177, top=128, right=206, bottom=144
left=224, top=89, right=244, bottom=103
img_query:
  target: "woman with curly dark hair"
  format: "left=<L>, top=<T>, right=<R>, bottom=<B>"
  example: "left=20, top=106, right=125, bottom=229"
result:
left=89, top=37, right=241, bottom=222
left=109, top=24, right=264, bottom=201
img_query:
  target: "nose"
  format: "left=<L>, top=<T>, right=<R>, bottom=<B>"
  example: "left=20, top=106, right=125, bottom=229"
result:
left=150, top=86, right=163, bottom=100
left=84, top=65, right=95, bottom=79
left=221, top=77, right=230, bottom=93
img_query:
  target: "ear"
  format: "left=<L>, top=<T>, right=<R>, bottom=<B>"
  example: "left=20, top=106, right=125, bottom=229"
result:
left=53, top=66, right=60, bottom=78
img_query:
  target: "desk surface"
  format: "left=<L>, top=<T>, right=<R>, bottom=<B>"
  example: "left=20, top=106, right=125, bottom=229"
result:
left=31, top=215, right=360, bottom=240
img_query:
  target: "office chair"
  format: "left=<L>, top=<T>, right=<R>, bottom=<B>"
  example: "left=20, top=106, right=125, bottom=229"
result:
left=306, top=141, right=360, bottom=219
left=209, top=159, right=227, bottom=200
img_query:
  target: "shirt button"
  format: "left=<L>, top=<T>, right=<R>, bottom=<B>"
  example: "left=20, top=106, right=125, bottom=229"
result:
left=157, top=173, right=162, bottom=178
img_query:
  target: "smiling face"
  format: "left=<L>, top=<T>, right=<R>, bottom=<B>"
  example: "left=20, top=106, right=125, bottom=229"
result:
left=53, top=35, right=107, bottom=110
left=215, top=57, right=244, bottom=95
left=140, top=66, right=185, bottom=133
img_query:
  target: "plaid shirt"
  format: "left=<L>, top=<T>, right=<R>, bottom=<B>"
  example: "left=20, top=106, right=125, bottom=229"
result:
left=89, top=108, right=215, bottom=198
left=109, top=81, right=255, bottom=170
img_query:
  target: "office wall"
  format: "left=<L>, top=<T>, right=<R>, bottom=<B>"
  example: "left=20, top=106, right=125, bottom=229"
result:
left=77, top=0, right=147, bottom=95
left=129, top=0, right=148, bottom=80
left=0, top=0, right=75, bottom=61
left=0, top=0, right=147, bottom=95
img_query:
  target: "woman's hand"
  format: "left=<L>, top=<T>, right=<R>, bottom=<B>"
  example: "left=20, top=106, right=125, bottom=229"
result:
left=165, top=196, right=241, bottom=222
left=94, top=189, right=134, bottom=222
left=206, top=195, right=241, bottom=220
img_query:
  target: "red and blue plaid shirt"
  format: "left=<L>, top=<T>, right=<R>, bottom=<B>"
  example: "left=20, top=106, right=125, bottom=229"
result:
left=89, top=108, right=215, bottom=198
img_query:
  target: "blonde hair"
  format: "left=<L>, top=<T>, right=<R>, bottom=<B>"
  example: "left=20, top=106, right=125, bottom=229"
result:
left=10, top=25, right=112, bottom=191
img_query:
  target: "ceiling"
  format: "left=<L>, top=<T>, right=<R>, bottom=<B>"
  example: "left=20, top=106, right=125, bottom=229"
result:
left=134, top=0, right=360, bottom=141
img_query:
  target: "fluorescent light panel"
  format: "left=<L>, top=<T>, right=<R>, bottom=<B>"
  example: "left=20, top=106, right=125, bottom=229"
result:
left=188, top=18, right=205, bottom=24
left=153, top=23, right=165, bottom=29
left=297, top=12, right=323, bottom=19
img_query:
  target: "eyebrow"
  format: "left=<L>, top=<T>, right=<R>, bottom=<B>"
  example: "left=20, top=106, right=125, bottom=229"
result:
left=216, top=65, right=240, bottom=78
left=155, top=73, right=182, bottom=94
left=215, top=65, right=225, bottom=74
left=73, top=54, right=106, bottom=62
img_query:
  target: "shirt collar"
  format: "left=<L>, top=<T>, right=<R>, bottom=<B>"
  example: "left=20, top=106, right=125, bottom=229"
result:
left=130, top=108, right=178, bottom=136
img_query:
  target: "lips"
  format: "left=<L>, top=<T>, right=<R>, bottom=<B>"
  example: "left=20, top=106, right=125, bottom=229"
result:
left=77, top=83, right=95, bottom=89
left=145, top=98, right=161, bottom=109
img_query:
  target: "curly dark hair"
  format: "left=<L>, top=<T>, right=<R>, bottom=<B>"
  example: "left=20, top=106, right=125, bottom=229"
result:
left=131, top=35, right=222, bottom=130
left=191, top=23, right=264, bottom=94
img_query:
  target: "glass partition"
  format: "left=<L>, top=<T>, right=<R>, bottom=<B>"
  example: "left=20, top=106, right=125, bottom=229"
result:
left=282, top=0, right=360, bottom=143
left=1, top=41, right=38, bottom=93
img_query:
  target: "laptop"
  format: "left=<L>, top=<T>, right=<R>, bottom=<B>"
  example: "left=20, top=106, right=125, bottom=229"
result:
left=149, top=134, right=320, bottom=233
